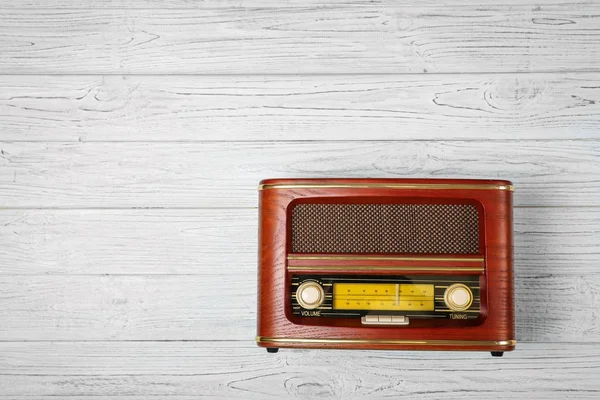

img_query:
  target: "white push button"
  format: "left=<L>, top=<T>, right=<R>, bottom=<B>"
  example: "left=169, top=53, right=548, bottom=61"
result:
left=365, top=315, right=379, bottom=323
left=361, top=315, right=410, bottom=325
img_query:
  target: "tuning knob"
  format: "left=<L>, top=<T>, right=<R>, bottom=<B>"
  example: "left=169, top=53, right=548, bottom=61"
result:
left=444, top=283, right=473, bottom=311
left=296, top=281, right=325, bottom=309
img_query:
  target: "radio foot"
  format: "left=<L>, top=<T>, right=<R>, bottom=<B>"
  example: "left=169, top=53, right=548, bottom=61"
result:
left=266, top=348, right=279, bottom=353
left=491, top=351, right=504, bottom=357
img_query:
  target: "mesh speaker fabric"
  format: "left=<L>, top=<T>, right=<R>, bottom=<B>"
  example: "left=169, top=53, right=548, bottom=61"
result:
left=291, top=203, right=479, bottom=254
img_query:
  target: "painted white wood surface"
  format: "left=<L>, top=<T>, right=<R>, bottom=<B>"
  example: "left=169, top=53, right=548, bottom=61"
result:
left=2, top=0, right=594, bottom=8
left=0, top=208, right=597, bottom=342
left=1, top=4, right=600, bottom=74
left=0, top=208, right=597, bottom=275
left=1, top=0, right=599, bottom=398
left=0, top=273, right=598, bottom=342
left=2, top=74, right=600, bottom=141
left=0, top=342, right=598, bottom=399
left=1, top=141, right=599, bottom=208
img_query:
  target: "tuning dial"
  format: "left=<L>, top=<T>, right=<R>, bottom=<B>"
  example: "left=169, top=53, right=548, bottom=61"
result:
left=444, top=283, right=473, bottom=311
left=296, top=281, right=325, bottom=310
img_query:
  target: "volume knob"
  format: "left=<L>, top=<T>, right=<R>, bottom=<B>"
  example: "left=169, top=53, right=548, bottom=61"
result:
left=296, top=281, right=324, bottom=310
left=444, top=284, right=473, bottom=312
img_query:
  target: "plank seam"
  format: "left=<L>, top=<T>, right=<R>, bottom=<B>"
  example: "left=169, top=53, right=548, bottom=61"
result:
left=2, top=139, right=600, bottom=144
left=0, top=339, right=594, bottom=344
left=0, top=205, right=598, bottom=210
left=1, top=71, right=600, bottom=76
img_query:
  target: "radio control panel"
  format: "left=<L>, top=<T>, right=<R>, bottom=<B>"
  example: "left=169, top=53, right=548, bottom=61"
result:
left=291, top=275, right=481, bottom=324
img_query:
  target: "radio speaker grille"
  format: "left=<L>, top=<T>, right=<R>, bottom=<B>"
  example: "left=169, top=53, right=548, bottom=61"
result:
left=291, top=203, right=479, bottom=254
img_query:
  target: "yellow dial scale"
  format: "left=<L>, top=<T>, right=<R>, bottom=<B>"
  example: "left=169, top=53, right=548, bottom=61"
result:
left=333, top=283, right=435, bottom=311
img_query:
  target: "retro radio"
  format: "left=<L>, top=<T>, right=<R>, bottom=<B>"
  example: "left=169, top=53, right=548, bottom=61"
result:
left=256, top=178, right=515, bottom=356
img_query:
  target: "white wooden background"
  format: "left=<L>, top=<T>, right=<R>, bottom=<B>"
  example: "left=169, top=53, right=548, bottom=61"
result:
left=1, top=0, right=599, bottom=398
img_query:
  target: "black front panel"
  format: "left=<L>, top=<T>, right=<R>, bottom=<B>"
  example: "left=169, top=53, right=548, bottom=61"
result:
left=291, top=275, right=481, bottom=320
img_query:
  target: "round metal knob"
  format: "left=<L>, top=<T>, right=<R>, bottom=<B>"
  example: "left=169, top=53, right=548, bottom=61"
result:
left=296, top=281, right=324, bottom=310
left=444, top=283, right=473, bottom=311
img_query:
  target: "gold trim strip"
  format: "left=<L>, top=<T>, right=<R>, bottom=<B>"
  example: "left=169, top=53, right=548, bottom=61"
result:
left=288, top=255, right=484, bottom=262
left=288, top=265, right=484, bottom=272
left=435, top=297, right=481, bottom=301
left=259, top=183, right=514, bottom=191
left=435, top=286, right=480, bottom=289
left=256, top=336, right=516, bottom=347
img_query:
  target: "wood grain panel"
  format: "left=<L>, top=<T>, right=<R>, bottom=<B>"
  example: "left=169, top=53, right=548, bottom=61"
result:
left=257, top=179, right=515, bottom=350
left=2, top=74, right=600, bottom=141
left=1, top=5, right=600, bottom=74
left=0, top=274, right=597, bottom=341
left=0, top=342, right=598, bottom=399
left=2, top=207, right=595, bottom=275
left=0, top=141, right=598, bottom=208
left=0, top=0, right=596, bottom=398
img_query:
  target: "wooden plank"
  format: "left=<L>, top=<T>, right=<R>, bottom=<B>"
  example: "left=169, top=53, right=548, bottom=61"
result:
left=2, top=74, right=600, bottom=141
left=0, top=273, right=597, bottom=341
left=0, top=0, right=590, bottom=9
left=1, top=5, right=600, bottom=74
left=0, top=209, right=257, bottom=274
left=0, top=141, right=598, bottom=208
left=0, top=207, right=597, bottom=275
left=0, top=0, right=356, bottom=8
left=0, top=342, right=598, bottom=399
